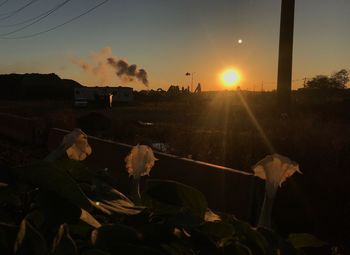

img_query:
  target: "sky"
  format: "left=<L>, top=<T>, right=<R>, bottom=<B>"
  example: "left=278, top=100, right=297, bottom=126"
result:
left=0, top=0, right=349, bottom=91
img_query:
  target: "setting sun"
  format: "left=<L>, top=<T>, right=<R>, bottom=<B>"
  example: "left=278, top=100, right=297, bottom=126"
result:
left=220, top=69, right=241, bottom=87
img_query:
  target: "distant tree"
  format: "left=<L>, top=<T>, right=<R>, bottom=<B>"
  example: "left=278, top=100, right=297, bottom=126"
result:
left=331, top=69, right=349, bottom=88
left=305, top=69, right=349, bottom=89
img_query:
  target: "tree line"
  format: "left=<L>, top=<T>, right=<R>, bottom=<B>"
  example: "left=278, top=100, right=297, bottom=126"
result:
left=304, top=69, right=349, bottom=90
left=0, top=73, right=82, bottom=100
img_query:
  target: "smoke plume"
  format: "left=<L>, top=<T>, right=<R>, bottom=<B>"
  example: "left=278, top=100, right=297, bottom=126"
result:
left=107, top=58, right=149, bottom=87
left=70, top=47, right=149, bottom=87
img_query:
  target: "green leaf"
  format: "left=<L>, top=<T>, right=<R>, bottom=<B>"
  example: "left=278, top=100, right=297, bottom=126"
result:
left=37, top=191, right=82, bottom=225
left=15, top=161, right=92, bottom=211
left=92, top=199, right=144, bottom=216
left=139, top=223, right=174, bottom=243
left=14, top=218, right=47, bottom=255
left=81, top=250, right=110, bottom=255
left=80, top=209, right=101, bottom=228
left=228, top=218, right=269, bottom=254
left=195, top=221, right=237, bottom=249
left=51, top=224, right=78, bottom=255
left=25, top=210, right=46, bottom=231
left=0, top=222, right=18, bottom=255
left=161, top=242, right=197, bottom=255
left=0, top=184, right=21, bottom=206
left=54, top=159, right=94, bottom=183
left=97, top=243, right=164, bottom=255
left=198, top=222, right=235, bottom=241
left=223, top=242, right=252, bottom=255
left=161, top=209, right=203, bottom=228
left=258, top=227, right=297, bottom=255
left=68, top=222, right=94, bottom=240
left=288, top=233, right=327, bottom=249
left=91, top=224, right=141, bottom=248
left=142, top=179, right=208, bottom=219
left=91, top=225, right=164, bottom=255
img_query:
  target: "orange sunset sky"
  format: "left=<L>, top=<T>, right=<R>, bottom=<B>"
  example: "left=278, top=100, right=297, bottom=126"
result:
left=0, top=0, right=349, bottom=91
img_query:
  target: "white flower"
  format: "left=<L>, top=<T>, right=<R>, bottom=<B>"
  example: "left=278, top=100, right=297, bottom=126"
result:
left=252, top=154, right=301, bottom=188
left=204, top=209, right=221, bottom=222
left=253, top=154, right=301, bottom=229
left=125, top=144, right=158, bottom=178
left=62, top=129, right=92, bottom=161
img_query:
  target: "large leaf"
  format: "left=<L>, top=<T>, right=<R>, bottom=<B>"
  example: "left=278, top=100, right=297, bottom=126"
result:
left=80, top=209, right=101, bottom=228
left=68, top=222, right=94, bottom=240
left=91, top=224, right=141, bottom=247
left=227, top=217, right=269, bottom=255
left=54, top=159, right=94, bottom=184
left=81, top=250, right=110, bottom=255
left=51, top=224, right=78, bottom=255
left=0, top=222, right=18, bottom=255
left=223, top=242, right=252, bottom=255
left=139, top=223, right=174, bottom=243
left=37, top=191, right=82, bottom=225
left=142, top=179, right=208, bottom=219
left=198, top=222, right=235, bottom=241
left=91, top=180, right=132, bottom=203
left=91, top=199, right=143, bottom=216
left=89, top=181, right=143, bottom=216
left=161, top=242, right=197, bottom=255
left=14, top=218, right=47, bottom=255
left=91, top=224, right=163, bottom=255
left=14, top=161, right=91, bottom=211
left=96, top=243, right=164, bottom=255
left=288, top=233, right=327, bottom=249
left=258, top=227, right=297, bottom=255
left=159, top=208, right=203, bottom=228
left=0, top=183, right=21, bottom=206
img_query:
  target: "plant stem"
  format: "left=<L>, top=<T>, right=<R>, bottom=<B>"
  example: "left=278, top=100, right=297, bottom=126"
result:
left=44, top=143, right=68, bottom=162
left=130, top=177, right=141, bottom=205
left=258, top=183, right=277, bottom=229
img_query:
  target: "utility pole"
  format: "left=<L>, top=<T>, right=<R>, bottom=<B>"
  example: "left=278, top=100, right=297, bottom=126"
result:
left=303, top=77, right=307, bottom=88
left=185, top=72, right=195, bottom=92
left=276, top=0, right=295, bottom=113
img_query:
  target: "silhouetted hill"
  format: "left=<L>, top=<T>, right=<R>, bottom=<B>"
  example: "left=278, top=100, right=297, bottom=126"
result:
left=0, top=73, right=83, bottom=100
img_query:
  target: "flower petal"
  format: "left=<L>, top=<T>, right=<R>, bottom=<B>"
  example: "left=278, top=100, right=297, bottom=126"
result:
left=63, top=129, right=92, bottom=161
left=252, top=154, right=301, bottom=187
left=125, top=144, right=157, bottom=178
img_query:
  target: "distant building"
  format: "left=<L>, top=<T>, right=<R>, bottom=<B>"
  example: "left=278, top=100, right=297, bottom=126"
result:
left=74, top=86, right=133, bottom=106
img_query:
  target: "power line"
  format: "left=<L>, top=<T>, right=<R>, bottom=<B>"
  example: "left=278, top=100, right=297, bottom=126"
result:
left=0, top=0, right=9, bottom=9
left=0, top=0, right=72, bottom=28
left=1, top=0, right=109, bottom=39
left=0, top=0, right=40, bottom=21
left=0, top=0, right=73, bottom=36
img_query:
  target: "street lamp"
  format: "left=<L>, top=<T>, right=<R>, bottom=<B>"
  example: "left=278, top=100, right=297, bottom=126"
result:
left=185, top=72, right=195, bottom=92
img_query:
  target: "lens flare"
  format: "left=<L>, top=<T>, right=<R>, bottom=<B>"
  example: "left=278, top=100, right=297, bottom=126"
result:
left=220, top=69, right=240, bottom=87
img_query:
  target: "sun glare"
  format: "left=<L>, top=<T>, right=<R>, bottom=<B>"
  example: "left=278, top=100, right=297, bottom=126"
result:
left=220, top=69, right=240, bottom=87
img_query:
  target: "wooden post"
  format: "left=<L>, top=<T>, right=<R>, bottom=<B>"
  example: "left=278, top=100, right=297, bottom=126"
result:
left=277, top=0, right=295, bottom=113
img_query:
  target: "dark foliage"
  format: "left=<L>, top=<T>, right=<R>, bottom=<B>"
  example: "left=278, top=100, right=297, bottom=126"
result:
left=305, top=69, right=349, bottom=90
left=0, top=73, right=83, bottom=100
left=0, top=159, right=328, bottom=254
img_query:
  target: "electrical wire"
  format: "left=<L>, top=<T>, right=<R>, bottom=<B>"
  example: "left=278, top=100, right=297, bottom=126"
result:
left=0, top=0, right=40, bottom=21
left=0, top=0, right=9, bottom=9
left=1, top=0, right=108, bottom=39
left=0, top=0, right=72, bottom=28
left=0, top=0, right=72, bottom=36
